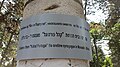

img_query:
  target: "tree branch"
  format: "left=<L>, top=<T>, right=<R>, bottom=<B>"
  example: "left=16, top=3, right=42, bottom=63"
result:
left=84, top=0, right=87, bottom=20
left=0, top=0, right=5, bottom=11
left=93, top=38, right=100, bottom=67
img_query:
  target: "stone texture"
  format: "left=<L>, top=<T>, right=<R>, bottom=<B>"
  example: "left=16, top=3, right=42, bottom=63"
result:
left=17, top=0, right=89, bottom=67
left=23, top=0, right=84, bottom=19
left=17, top=59, right=89, bottom=67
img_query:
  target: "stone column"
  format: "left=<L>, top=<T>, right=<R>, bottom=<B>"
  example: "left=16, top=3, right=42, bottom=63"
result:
left=17, top=0, right=90, bottom=67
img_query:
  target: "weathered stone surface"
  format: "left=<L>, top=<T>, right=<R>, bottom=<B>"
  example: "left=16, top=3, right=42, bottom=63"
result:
left=17, top=59, right=89, bottom=67
left=17, top=0, right=89, bottom=67
left=23, top=0, right=84, bottom=19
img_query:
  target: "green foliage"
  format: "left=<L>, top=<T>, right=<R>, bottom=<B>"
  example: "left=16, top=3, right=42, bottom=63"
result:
left=0, top=0, right=24, bottom=67
left=86, top=0, right=120, bottom=66
left=90, top=22, right=105, bottom=40
left=102, top=57, right=113, bottom=67
left=104, top=1, right=120, bottom=66
left=90, top=45, right=106, bottom=67
left=107, top=22, right=120, bottom=67
left=89, top=22, right=114, bottom=67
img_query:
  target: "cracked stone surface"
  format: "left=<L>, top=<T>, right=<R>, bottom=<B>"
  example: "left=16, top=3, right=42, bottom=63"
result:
left=17, top=59, right=89, bottom=67
left=17, top=0, right=89, bottom=67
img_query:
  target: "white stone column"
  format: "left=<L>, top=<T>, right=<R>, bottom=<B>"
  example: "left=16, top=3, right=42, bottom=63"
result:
left=17, top=0, right=90, bottom=67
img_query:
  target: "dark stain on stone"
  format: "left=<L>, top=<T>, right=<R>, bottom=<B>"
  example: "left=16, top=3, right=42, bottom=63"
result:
left=25, top=61, right=27, bottom=64
left=44, top=4, right=60, bottom=11
left=68, top=63, right=72, bottom=66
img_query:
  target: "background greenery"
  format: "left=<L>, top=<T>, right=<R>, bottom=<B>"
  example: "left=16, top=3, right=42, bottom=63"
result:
left=0, top=0, right=119, bottom=67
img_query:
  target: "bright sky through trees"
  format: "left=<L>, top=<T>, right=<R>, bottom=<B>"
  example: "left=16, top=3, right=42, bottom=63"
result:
left=87, top=10, right=108, bottom=23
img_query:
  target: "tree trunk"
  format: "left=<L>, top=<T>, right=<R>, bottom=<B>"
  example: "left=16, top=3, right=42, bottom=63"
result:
left=17, top=0, right=90, bottom=67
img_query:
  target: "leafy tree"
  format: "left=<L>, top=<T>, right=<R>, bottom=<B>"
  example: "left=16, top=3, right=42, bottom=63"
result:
left=85, top=0, right=119, bottom=66
left=106, top=22, right=120, bottom=67
left=89, top=22, right=106, bottom=67
left=0, top=0, right=23, bottom=67
left=89, top=22, right=113, bottom=67
left=102, top=56, right=113, bottom=67
left=105, top=0, right=120, bottom=66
